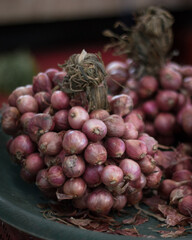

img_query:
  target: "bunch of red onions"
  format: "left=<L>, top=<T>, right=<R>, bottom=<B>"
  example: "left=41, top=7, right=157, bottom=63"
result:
left=1, top=65, right=165, bottom=216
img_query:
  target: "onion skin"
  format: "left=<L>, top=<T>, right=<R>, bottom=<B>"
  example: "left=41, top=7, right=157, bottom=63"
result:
left=124, top=111, right=145, bottom=133
left=113, top=194, right=127, bottom=210
left=124, top=139, right=147, bottom=160
left=8, top=86, right=33, bottom=107
left=24, top=153, right=45, bottom=175
left=62, top=155, right=85, bottom=178
left=101, top=165, right=124, bottom=187
left=47, top=165, right=66, bottom=187
left=119, top=158, right=141, bottom=181
left=126, top=189, right=143, bottom=205
left=45, top=68, right=59, bottom=84
left=34, top=92, right=51, bottom=112
left=172, top=169, right=192, bottom=182
left=110, top=94, right=133, bottom=117
left=146, top=166, right=162, bottom=189
left=170, top=185, right=192, bottom=205
left=68, top=106, right=89, bottom=129
left=1, top=106, right=20, bottom=135
left=129, top=173, right=146, bottom=190
left=38, top=132, right=62, bottom=156
left=51, top=90, right=70, bottom=110
left=89, top=109, right=110, bottom=120
left=104, top=137, right=125, bottom=158
left=142, top=100, right=159, bottom=119
left=82, top=119, right=107, bottom=142
left=20, top=112, right=36, bottom=131
left=16, top=95, right=39, bottom=114
left=138, top=155, right=156, bottom=175
left=53, top=110, right=69, bottom=131
left=87, top=188, right=114, bottom=215
left=72, top=189, right=90, bottom=209
left=138, top=133, right=158, bottom=156
left=154, top=113, right=176, bottom=136
left=83, top=164, right=103, bottom=187
left=181, top=107, right=192, bottom=135
left=138, top=76, right=158, bottom=99
left=84, top=143, right=107, bottom=165
left=103, top=114, right=125, bottom=137
left=156, top=90, right=178, bottom=112
left=122, top=122, right=138, bottom=140
left=44, top=149, right=66, bottom=167
left=36, top=169, right=52, bottom=190
left=52, top=71, right=67, bottom=86
left=62, top=178, right=87, bottom=198
left=33, top=72, right=52, bottom=93
left=62, top=130, right=88, bottom=155
left=178, top=195, right=192, bottom=216
left=20, top=167, right=36, bottom=183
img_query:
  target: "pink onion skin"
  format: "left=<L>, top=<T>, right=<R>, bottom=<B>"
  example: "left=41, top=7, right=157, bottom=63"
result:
left=144, top=121, right=157, bottom=137
left=8, top=86, right=34, bottom=107
left=34, top=92, right=51, bottom=112
left=176, top=93, right=187, bottom=111
left=82, top=119, right=107, bottom=142
left=142, top=100, right=159, bottom=119
left=53, top=110, right=69, bottom=131
left=159, top=66, right=182, bottom=90
left=179, top=65, right=192, bottom=77
left=47, top=165, right=66, bottom=187
left=9, top=134, right=36, bottom=163
left=20, top=112, right=36, bottom=131
left=72, top=189, right=90, bottom=209
left=38, top=132, right=62, bottom=156
left=62, top=155, right=85, bottom=178
left=122, top=122, right=138, bottom=140
left=33, top=72, right=52, bottom=93
left=178, top=195, right=192, bottom=216
left=24, top=153, right=45, bottom=175
left=138, top=155, right=156, bottom=175
left=1, top=106, right=20, bottom=135
left=83, top=164, right=104, bottom=187
left=62, top=178, right=87, bottom=198
left=119, top=158, right=141, bottom=181
left=52, top=71, right=67, bottom=86
left=170, top=185, right=192, bottom=205
left=181, top=107, right=192, bottom=135
left=126, top=189, right=143, bottom=205
left=68, top=106, right=89, bottom=129
left=87, top=188, right=114, bottom=215
left=36, top=169, right=52, bottom=190
left=20, top=168, right=36, bottom=183
left=16, top=95, right=38, bottom=114
left=104, top=137, right=125, bottom=158
left=84, top=143, right=107, bottom=165
left=129, top=173, right=146, bottom=190
left=103, top=114, right=125, bottom=137
left=110, top=94, right=133, bottom=117
left=51, top=90, right=70, bottom=110
left=101, top=165, right=124, bottom=187
left=44, top=149, right=66, bottom=167
left=62, top=130, right=88, bottom=154
left=172, top=169, right=192, bottom=182
left=124, top=139, right=147, bottom=160
left=156, top=90, right=178, bottom=112
left=138, top=76, right=158, bottom=99
left=154, top=113, right=176, bottom=136
left=124, top=111, right=145, bottom=133
left=45, top=68, right=59, bottom=84
left=89, top=109, right=110, bottom=120
left=146, top=166, right=162, bottom=189
left=138, top=133, right=158, bottom=156
left=26, top=113, right=55, bottom=142
left=113, top=194, right=127, bottom=210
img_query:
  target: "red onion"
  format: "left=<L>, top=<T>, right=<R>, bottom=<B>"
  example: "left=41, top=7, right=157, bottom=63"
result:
left=119, top=158, right=141, bottom=181
left=138, top=155, right=156, bottom=175
left=24, top=153, right=45, bottom=175
left=122, top=122, right=138, bottom=140
left=124, top=111, right=145, bottom=133
left=176, top=93, right=187, bottom=110
left=125, top=78, right=138, bottom=91
left=84, top=143, right=107, bottom=165
left=101, top=165, right=124, bottom=187
left=36, top=169, right=52, bottom=190
left=62, top=178, right=87, bottom=199
left=1, top=106, right=20, bottom=135
left=52, top=71, right=67, bottom=86
left=159, top=65, right=182, bottom=90
left=104, top=137, right=125, bottom=158
left=87, top=188, right=114, bottom=215
left=181, top=107, right=192, bottom=135
left=113, top=194, right=127, bottom=210
left=178, top=195, right=192, bottom=216
left=129, top=173, right=146, bottom=189
left=146, top=166, right=162, bottom=189
left=142, top=100, right=159, bottom=119
left=72, top=189, right=90, bottom=209
left=144, top=121, right=157, bottom=137
left=124, top=139, right=147, bottom=160
left=62, top=130, right=88, bottom=154
left=16, top=95, right=38, bottom=114
left=138, top=133, right=158, bottom=155
left=103, top=114, right=125, bottom=137
left=176, top=100, right=192, bottom=125
left=89, top=109, right=110, bottom=120
left=47, top=165, right=66, bottom=187
left=34, top=92, right=51, bottom=111
left=62, top=155, right=85, bottom=178
left=170, top=185, right=192, bottom=205
left=172, top=169, right=192, bottom=182
left=38, top=132, right=62, bottom=156
left=8, top=86, right=33, bottom=107
left=20, top=167, right=36, bottom=183
left=20, top=112, right=36, bottom=131
left=83, top=164, right=103, bottom=187
left=68, top=106, right=89, bottom=129
left=51, top=90, right=70, bottom=110
left=9, top=134, right=36, bottom=163
left=156, top=90, right=178, bottom=112
left=82, top=119, right=107, bottom=141
left=154, top=113, right=176, bottom=136
left=179, top=65, right=192, bottom=77
left=44, top=149, right=66, bottom=167
left=53, top=110, right=69, bottom=131
left=26, top=113, right=55, bottom=142
left=33, top=72, right=52, bottom=93
left=126, top=189, right=143, bottom=205
left=45, top=68, right=59, bottom=84
left=138, top=76, right=158, bottom=98
left=110, top=94, right=133, bottom=117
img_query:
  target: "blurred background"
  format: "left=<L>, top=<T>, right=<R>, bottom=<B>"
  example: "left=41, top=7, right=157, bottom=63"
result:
left=0, top=0, right=192, bottom=103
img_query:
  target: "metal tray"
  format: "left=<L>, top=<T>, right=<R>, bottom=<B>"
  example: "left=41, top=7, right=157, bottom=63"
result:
left=0, top=128, right=191, bottom=240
